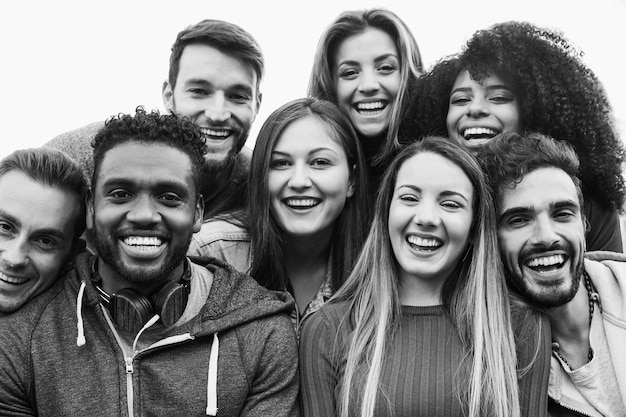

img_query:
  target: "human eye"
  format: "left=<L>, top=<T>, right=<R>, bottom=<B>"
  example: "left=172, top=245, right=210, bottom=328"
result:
left=0, top=220, right=14, bottom=235
left=188, top=88, right=209, bottom=96
left=449, top=93, right=471, bottom=106
left=338, top=67, right=359, bottom=80
left=270, top=159, right=291, bottom=169
left=108, top=189, right=132, bottom=202
left=159, top=193, right=184, bottom=207
left=378, top=62, right=398, bottom=74
left=230, top=92, right=251, bottom=104
left=489, top=90, right=515, bottom=103
left=310, top=158, right=332, bottom=167
left=506, top=216, right=530, bottom=228
left=399, top=193, right=419, bottom=203
left=553, top=208, right=576, bottom=222
left=34, top=236, right=61, bottom=251
left=441, top=200, right=463, bottom=210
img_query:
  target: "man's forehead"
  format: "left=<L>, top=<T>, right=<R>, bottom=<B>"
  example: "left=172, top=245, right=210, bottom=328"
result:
left=96, top=142, right=194, bottom=189
left=499, top=167, right=579, bottom=213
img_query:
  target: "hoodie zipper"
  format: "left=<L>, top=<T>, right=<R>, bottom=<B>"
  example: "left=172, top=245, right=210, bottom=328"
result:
left=101, top=308, right=195, bottom=416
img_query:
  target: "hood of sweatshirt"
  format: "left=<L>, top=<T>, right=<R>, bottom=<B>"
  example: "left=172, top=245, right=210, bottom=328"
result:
left=70, top=252, right=295, bottom=339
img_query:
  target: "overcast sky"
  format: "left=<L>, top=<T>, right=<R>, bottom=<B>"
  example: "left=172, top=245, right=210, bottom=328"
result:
left=1, top=0, right=624, bottom=159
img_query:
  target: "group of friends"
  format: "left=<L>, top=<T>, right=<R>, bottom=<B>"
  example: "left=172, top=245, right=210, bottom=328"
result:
left=0, top=8, right=624, bottom=417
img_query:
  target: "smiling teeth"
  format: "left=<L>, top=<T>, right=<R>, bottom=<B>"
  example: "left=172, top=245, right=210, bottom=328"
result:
left=0, top=271, right=29, bottom=285
left=285, top=198, right=320, bottom=208
left=356, top=101, right=385, bottom=111
left=199, top=128, right=231, bottom=138
left=407, top=236, right=441, bottom=247
left=463, top=127, right=497, bottom=139
left=123, top=236, right=163, bottom=246
left=527, top=255, right=564, bottom=268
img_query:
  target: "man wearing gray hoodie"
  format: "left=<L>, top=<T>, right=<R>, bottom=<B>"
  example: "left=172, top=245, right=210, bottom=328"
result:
left=0, top=109, right=298, bottom=416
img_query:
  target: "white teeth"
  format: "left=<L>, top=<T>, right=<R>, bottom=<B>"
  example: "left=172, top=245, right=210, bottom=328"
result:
left=463, top=127, right=497, bottom=139
left=356, top=101, right=385, bottom=111
left=123, top=236, right=163, bottom=246
left=0, top=271, right=29, bottom=285
left=407, top=235, right=441, bottom=247
left=285, top=198, right=320, bottom=208
left=527, top=255, right=564, bottom=268
left=200, top=128, right=231, bottom=138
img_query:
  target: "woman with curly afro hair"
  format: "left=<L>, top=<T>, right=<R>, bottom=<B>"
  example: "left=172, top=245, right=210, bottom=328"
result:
left=400, top=21, right=625, bottom=252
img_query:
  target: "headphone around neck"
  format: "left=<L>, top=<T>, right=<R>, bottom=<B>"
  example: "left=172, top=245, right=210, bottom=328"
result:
left=93, top=258, right=192, bottom=334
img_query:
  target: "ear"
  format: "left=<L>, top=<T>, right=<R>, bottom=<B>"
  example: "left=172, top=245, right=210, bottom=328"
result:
left=192, top=194, right=204, bottom=233
left=252, top=91, right=262, bottom=122
left=86, top=189, right=95, bottom=230
left=162, top=80, right=174, bottom=112
left=346, top=164, right=356, bottom=198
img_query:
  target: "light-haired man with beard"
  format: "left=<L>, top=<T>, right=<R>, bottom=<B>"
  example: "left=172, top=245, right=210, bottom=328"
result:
left=0, top=109, right=298, bottom=416
left=46, top=19, right=262, bottom=220
left=480, top=132, right=626, bottom=417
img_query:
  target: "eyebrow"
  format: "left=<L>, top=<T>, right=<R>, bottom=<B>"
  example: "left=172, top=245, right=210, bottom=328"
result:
left=0, top=209, right=21, bottom=229
left=397, top=185, right=470, bottom=203
left=450, top=83, right=513, bottom=95
left=499, top=199, right=579, bottom=220
left=337, top=53, right=399, bottom=67
left=271, top=147, right=339, bottom=157
left=101, top=178, right=189, bottom=192
left=183, top=78, right=254, bottom=95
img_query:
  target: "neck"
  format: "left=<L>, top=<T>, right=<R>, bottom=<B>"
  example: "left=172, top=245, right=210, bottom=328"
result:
left=97, top=258, right=185, bottom=297
left=199, top=159, right=235, bottom=203
left=283, top=230, right=332, bottom=311
left=547, top=274, right=592, bottom=369
left=398, top=272, right=444, bottom=307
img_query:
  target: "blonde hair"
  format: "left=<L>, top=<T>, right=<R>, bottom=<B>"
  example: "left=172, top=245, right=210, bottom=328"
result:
left=331, top=137, right=520, bottom=417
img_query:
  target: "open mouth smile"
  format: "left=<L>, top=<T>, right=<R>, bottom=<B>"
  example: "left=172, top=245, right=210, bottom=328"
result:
left=0, top=271, right=30, bottom=285
left=407, top=235, right=443, bottom=252
left=354, top=101, right=388, bottom=116
left=462, top=127, right=500, bottom=145
left=525, top=254, right=566, bottom=273
left=283, top=197, right=322, bottom=210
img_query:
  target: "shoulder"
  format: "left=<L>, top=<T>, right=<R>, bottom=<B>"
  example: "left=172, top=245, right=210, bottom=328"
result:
left=584, top=254, right=626, bottom=315
left=301, top=300, right=351, bottom=339
left=43, top=120, right=104, bottom=181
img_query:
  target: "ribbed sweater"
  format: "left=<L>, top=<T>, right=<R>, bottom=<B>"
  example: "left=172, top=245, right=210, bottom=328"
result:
left=300, top=302, right=550, bottom=417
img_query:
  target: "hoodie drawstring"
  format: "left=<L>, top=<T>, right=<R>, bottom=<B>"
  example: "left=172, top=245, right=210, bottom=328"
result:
left=206, top=332, right=219, bottom=416
left=76, top=281, right=87, bottom=347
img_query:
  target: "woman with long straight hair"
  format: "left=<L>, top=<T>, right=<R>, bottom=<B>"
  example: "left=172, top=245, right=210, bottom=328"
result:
left=300, top=137, right=549, bottom=417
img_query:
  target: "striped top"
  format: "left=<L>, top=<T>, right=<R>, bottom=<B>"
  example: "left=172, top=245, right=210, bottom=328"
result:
left=299, top=302, right=550, bottom=417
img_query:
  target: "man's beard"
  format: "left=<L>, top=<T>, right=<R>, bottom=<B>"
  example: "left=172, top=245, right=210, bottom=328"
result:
left=201, top=124, right=250, bottom=174
left=90, top=228, right=193, bottom=285
left=507, top=244, right=584, bottom=309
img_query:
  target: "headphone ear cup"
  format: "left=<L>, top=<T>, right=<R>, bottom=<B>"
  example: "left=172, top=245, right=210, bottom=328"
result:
left=109, top=289, right=154, bottom=334
left=151, top=281, right=189, bottom=327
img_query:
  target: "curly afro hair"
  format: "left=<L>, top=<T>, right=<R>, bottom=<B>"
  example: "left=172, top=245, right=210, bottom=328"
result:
left=400, top=21, right=625, bottom=210
left=91, top=106, right=208, bottom=191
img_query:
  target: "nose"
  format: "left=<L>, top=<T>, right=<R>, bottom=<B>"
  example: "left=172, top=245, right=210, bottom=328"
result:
left=357, top=69, right=380, bottom=93
left=287, top=163, right=312, bottom=190
left=530, top=215, right=560, bottom=247
left=412, top=201, right=441, bottom=228
left=466, top=96, right=489, bottom=118
left=204, top=93, right=231, bottom=124
left=126, top=195, right=161, bottom=226
left=0, top=237, right=29, bottom=269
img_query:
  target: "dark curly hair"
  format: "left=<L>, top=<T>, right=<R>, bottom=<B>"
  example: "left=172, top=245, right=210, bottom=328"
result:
left=91, top=106, right=208, bottom=191
left=400, top=21, right=625, bottom=210
left=479, top=132, right=584, bottom=212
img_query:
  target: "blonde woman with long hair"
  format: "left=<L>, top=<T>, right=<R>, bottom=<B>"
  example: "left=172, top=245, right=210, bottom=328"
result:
left=300, top=137, right=550, bottom=417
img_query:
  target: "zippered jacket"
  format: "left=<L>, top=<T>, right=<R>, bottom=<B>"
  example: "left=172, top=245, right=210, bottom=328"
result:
left=0, top=253, right=299, bottom=416
left=548, top=251, right=626, bottom=416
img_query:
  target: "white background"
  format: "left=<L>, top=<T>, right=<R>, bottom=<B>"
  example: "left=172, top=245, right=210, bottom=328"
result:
left=1, top=0, right=624, bottom=158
